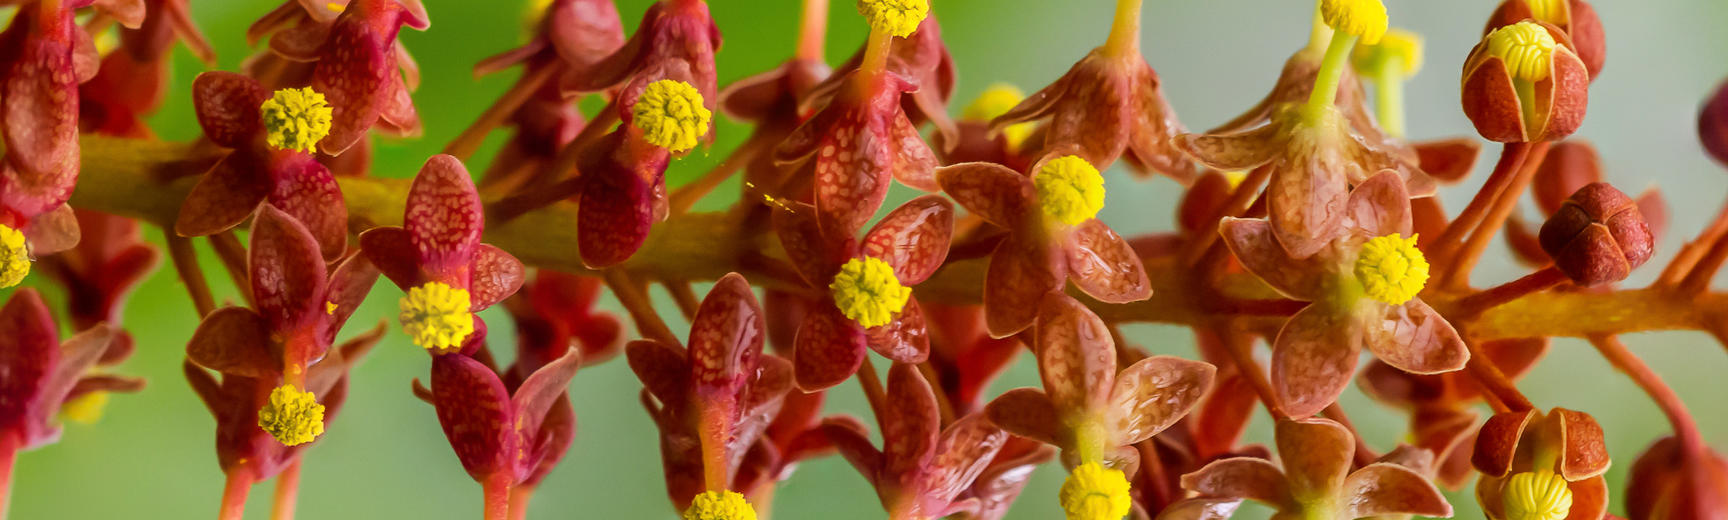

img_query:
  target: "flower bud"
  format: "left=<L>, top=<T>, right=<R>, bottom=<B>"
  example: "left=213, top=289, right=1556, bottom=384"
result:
left=1460, top=21, right=1589, bottom=143
left=1538, top=183, right=1654, bottom=286
left=1701, top=80, right=1728, bottom=168
left=1485, top=0, right=1605, bottom=80
left=1626, top=436, right=1728, bottom=520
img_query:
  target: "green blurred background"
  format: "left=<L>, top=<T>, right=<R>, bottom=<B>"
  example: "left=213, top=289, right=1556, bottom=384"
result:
left=8, top=0, right=1728, bottom=518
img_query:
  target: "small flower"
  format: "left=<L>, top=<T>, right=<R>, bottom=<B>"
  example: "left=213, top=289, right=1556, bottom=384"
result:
left=1460, top=21, right=1590, bottom=143
left=633, top=80, right=712, bottom=153
left=0, top=290, right=124, bottom=452
left=1703, top=80, right=1728, bottom=167
left=399, top=282, right=476, bottom=353
left=0, top=224, right=30, bottom=288
left=425, top=342, right=583, bottom=492
left=1626, top=435, right=1728, bottom=520
left=261, top=87, right=335, bottom=153
left=829, top=257, right=912, bottom=328
left=1503, top=470, right=1573, bottom=520
left=1353, top=233, right=1429, bottom=305
left=684, top=491, right=757, bottom=520
left=1060, top=462, right=1132, bottom=520
left=1321, top=0, right=1389, bottom=44
left=1538, top=182, right=1654, bottom=286
left=1485, top=23, right=1557, bottom=83
left=257, top=385, right=326, bottom=447
left=1035, top=156, right=1108, bottom=227
left=857, top=0, right=929, bottom=38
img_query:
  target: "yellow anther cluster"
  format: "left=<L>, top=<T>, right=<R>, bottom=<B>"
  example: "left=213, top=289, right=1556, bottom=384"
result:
left=856, top=0, right=929, bottom=38
left=257, top=385, right=326, bottom=447
left=1354, top=233, right=1429, bottom=306
left=399, top=281, right=475, bottom=353
left=829, top=257, right=911, bottom=329
left=1503, top=470, right=1574, bottom=520
left=260, top=87, right=334, bottom=153
left=964, top=84, right=1035, bottom=149
left=1320, top=0, right=1388, bottom=45
left=61, top=391, right=110, bottom=425
left=1522, top=0, right=1568, bottom=25
left=1035, top=156, right=1108, bottom=227
left=0, top=224, right=29, bottom=289
left=1485, top=22, right=1557, bottom=83
left=1059, top=462, right=1133, bottom=520
left=683, top=490, right=757, bottom=520
left=1353, top=28, right=1424, bottom=78
left=633, top=79, right=712, bottom=153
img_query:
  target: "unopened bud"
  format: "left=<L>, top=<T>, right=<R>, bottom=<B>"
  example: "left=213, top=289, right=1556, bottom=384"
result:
left=1538, top=183, right=1653, bottom=286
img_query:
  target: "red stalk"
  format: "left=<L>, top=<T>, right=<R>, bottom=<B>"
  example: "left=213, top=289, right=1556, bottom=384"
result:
left=446, top=64, right=560, bottom=161
left=602, top=270, right=681, bottom=346
left=1442, top=142, right=1551, bottom=288
left=1458, top=332, right=1534, bottom=413
left=506, top=486, right=536, bottom=520
left=0, top=432, right=16, bottom=520
left=1451, top=266, right=1569, bottom=319
left=167, top=235, right=217, bottom=318
left=1589, top=335, right=1706, bottom=454
left=271, top=461, right=301, bottom=520
left=857, top=357, right=888, bottom=424
left=481, top=474, right=512, bottom=520
left=1427, top=142, right=1533, bottom=264
left=219, top=470, right=253, bottom=520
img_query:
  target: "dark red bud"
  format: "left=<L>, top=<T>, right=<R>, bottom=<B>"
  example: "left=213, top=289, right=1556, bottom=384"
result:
left=1701, top=80, right=1728, bottom=168
left=1538, top=183, right=1654, bottom=286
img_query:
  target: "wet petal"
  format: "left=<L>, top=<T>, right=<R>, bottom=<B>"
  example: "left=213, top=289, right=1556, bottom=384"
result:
left=1344, top=170, right=1413, bottom=238
left=1065, top=219, right=1151, bottom=304
left=185, top=307, right=279, bottom=378
left=934, top=162, right=1035, bottom=230
left=793, top=305, right=867, bottom=391
left=1034, top=294, right=1116, bottom=415
left=1275, top=417, right=1354, bottom=502
left=882, top=363, right=941, bottom=479
left=1270, top=304, right=1362, bottom=417
left=1179, top=457, right=1290, bottom=504
left=431, top=352, right=516, bottom=481
left=1361, top=300, right=1469, bottom=375
left=1217, top=218, right=1324, bottom=300
left=265, top=154, right=348, bottom=261
left=862, top=195, right=954, bottom=284
left=625, top=339, right=689, bottom=405
left=890, top=112, right=939, bottom=192
left=406, top=155, right=484, bottom=281
left=688, top=273, right=766, bottom=392
left=1340, top=463, right=1452, bottom=518
left=175, top=152, right=270, bottom=238
left=983, top=236, right=1063, bottom=338
left=983, top=388, right=1063, bottom=447
left=249, top=205, right=330, bottom=338
left=923, top=414, right=1009, bottom=506
left=1153, top=498, right=1242, bottom=520
left=1106, top=356, right=1215, bottom=445
left=813, top=113, right=893, bottom=236
left=4, top=29, right=80, bottom=180
left=467, top=245, right=524, bottom=311
left=865, top=296, right=930, bottom=364
left=1266, top=155, right=1351, bottom=259
left=1172, top=125, right=1282, bottom=171
left=312, top=16, right=393, bottom=155
left=191, top=71, right=267, bottom=147
left=577, top=165, right=654, bottom=269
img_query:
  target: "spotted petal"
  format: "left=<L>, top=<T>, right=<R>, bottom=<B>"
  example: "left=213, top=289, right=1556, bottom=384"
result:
left=934, top=162, right=1035, bottom=230
left=626, top=339, right=690, bottom=405
left=577, top=164, right=654, bottom=269
left=468, top=245, right=524, bottom=311
left=865, top=296, right=929, bottom=364
left=882, top=363, right=940, bottom=481
left=983, top=236, right=1064, bottom=338
left=190, top=71, right=268, bottom=147
left=3, top=25, right=80, bottom=183
left=922, top=414, right=1009, bottom=508
left=688, top=273, right=765, bottom=393
left=1179, top=457, right=1291, bottom=505
left=793, top=305, right=867, bottom=391
left=1339, top=463, right=1453, bottom=518
left=1270, top=304, right=1362, bottom=417
left=1106, top=356, right=1215, bottom=446
left=0, top=290, right=61, bottom=431
left=175, top=152, right=270, bottom=238
left=1034, top=294, right=1116, bottom=415
left=1361, top=300, right=1469, bottom=375
left=312, top=15, right=393, bottom=155
left=862, top=195, right=954, bottom=285
left=249, top=206, right=330, bottom=341
left=405, top=155, right=483, bottom=282
left=1275, top=418, right=1354, bottom=502
left=889, top=112, right=939, bottom=192
left=185, top=307, right=279, bottom=378
left=1064, top=219, right=1151, bottom=304
left=1217, top=218, right=1324, bottom=300
left=431, top=352, right=517, bottom=481
left=983, top=388, right=1063, bottom=447
left=265, top=154, right=348, bottom=261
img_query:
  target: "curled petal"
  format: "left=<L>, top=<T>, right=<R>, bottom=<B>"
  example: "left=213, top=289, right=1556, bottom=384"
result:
left=1552, top=407, right=1610, bottom=480
left=865, top=296, right=929, bottom=364
left=1106, top=356, right=1215, bottom=446
left=406, top=155, right=484, bottom=281
left=1472, top=409, right=1537, bottom=477
left=1275, top=418, right=1354, bottom=502
left=793, top=305, right=867, bottom=391
left=1179, top=457, right=1290, bottom=505
left=191, top=71, right=268, bottom=147
left=468, top=245, right=525, bottom=311
left=934, top=162, right=1035, bottom=230
left=431, top=352, right=517, bottom=481
left=983, top=388, right=1063, bottom=447
left=322, top=254, right=380, bottom=343
left=1563, top=475, right=1610, bottom=520
left=1172, top=124, right=1281, bottom=171
left=175, top=152, right=270, bottom=238
left=1217, top=218, right=1324, bottom=300
left=688, top=273, right=765, bottom=392
left=862, top=195, right=954, bottom=285
left=1270, top=304, right=1362, bottom=418
left=771, top=201, right=841, bottom=287
left=1344, top=170, right=1413, bottom=238
left=185, top=307, right=279, bottom=378
left=1413, top=138, right=1483, bottom=184
left=1361, top=300, right=1469, bottom=375
left=1339, top=463, right=1452, bottom=518
left=1064, top=219, right=1151, bottom=304
left=983, top=236, right=1063, bottom=338
left=1034, top=294, right=1116, bottom=415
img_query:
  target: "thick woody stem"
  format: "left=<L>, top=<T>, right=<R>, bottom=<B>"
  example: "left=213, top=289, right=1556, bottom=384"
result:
left=219, top=470, right=252, bottom=520
left=166, top=235, right=217, bottom=318
left=270, top=461, right=301, bottom=520
left=1588, top=335, right=1706, bottom=453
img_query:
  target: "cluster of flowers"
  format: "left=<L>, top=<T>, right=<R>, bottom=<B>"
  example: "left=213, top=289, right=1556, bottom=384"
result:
left=1, top=0, right=1726, bottom=519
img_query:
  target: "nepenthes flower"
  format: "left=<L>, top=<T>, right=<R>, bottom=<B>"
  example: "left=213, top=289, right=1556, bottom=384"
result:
left=773, top=194, right=953, bottom=390
left=1165, top=417, right=1452, bottom=520
left=177, top=71, right=349, bottom=259
left=771, top=0, right=940, bottom=236
left=626, top=273, right=793, bottom=515
left=360, top=154, right=525, bottom=354
left=0, top=289, right=124, bottom=473
left=1473, top=407, right=1612, bottom=520
left=936, top=156, right=1150, bottom=337
left=985, top=294, right=1214, bottom=520
left=821, top=363, right=1010, bottom=520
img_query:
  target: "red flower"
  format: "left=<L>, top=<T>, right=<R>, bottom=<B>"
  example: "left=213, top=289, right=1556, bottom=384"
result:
left=0, top=0, right=107, bottom=237
left=810, top=15, right=957, bottom=149
left=626, top=273, right=794, bottom=510
left=39, top=209, right=161, bottom=370
left=1168, top=418, right=1452, bottom=520
left=936, top=158, right=1150, bottom=337
left=1626, top=436, right=1728, bottom=520
left=78, top=0, right=214, bottom=138
left=1485, top=0, right=1605, bottom=79
left=423, top=341, right=582, bottom=501
left=0, top=289, right=125, bottom=452
left=178, top=71, right=349, bottom=259
left=773, top=195, right=954, bottom=390
left=571, top=0, right=721, bottom=119
left=1473, top=408, right=1612, bottom=520
left=254, top=0, right=430, bottom=154
left=501, top=270, right=624, bottom=372
left=1219, top=171, right=1468, bottom=417
left=1460, top=21, right=1590, bottom=143
left=821, top=363, right=1010, bottom=520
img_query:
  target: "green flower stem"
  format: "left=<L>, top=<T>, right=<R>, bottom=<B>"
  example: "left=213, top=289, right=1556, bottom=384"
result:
left=1306, top=0, right=1334, bottom=53
left=1104, top=0, right=1143, bottom=56
left=1373, top=57, right=1408, bottom=139
left=1305, top=30, right=1358, bottom=124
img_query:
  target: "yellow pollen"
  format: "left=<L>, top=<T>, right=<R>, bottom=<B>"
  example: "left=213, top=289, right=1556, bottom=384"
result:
left=257, top=384, right=326, bottom=447
left=1522, top=0, right=1567, bottom=25
left=61, top=391, right=110, bottom=424
left=1035, top=156, right=1108, bottom=227
left=1223, top=171, right=1249, bottom=190
left=524, top=0, right=554, bottom=28
left=1354, top=233, right=1429, bottom=306
left=1485, top=22, right=1557, bottom=83
left=964, top=84, right=1035, bottom=150
left=260, top=87, right=334, bottom=153
left=1059, top=462, right=1133, bottom=520
left=399, top=282, right=475, bottom=353
left=0, top=224, right=29, bottom=289
left=1503, top=471, right=1574, bottom=520
left=683, top=490, right=757, bottom=520
left=633, top=79, right=712, bottom=153
left=1320, top=0, right=1388, bottom=45
left=326, top=301, right=338, bottom=315
left=325, top=2, right=344, bottom=13
left=1352, top=27, right=1423, bottom=78
left=856, top=0, right=929, bottom=38
left=829, top=257, right=911, bottom=329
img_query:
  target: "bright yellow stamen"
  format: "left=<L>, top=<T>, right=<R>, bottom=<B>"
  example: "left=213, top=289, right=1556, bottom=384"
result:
left=326, top=301, right=338, bottom=315
left=258, top=385, right=326, bottom=447
left=0, top=224, right=30, bottom=289
left=260, top=87, right=334, bottom=153
left=829, top=257, right=910, bottom=329
left=1485, top=22, right=1556, bottom=83
left=964, top=84, right=1035, bottom=150
left=399, top=282, right=475, bottom=353
left=683, top=490, right=757, bottom=520
left=1503, top=470, right=1574, bottom=520
left=1353, top=28, right=1423, bottom=78
left=633, top=79, right=712, bottom=153
left=61, top=391, right=110, bottom=424
left=1320, top=0, right=1388, bottom=45
left=1223, top=171, right=1249, bottom=190
left=1522, top=0, right=1567, bottom=25
left=1059, top=462, right=1133, bottom=520
left=856, top=0, right=928, bottom=38
left=1035, top=156, right=1107, bottom=227
left=1354, top=233, right=1429, bottom=306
